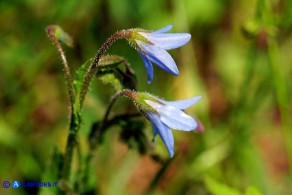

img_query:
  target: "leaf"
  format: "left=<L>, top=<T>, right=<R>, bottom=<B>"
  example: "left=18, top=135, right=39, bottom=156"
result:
left=98, top=55, right=137, bottom=90
left=74, top=55, right=135, bottom=106
left=74, top=55, right=125, bottom=94
left=74, top=58, right=93, bottom=95
left=98, top=55, right=124, bottom=70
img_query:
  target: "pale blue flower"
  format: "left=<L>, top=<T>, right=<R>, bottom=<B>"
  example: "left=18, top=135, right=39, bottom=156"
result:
left=130, top=25, right=191, bottom=83
left=143, top=96, right=201, bottom=157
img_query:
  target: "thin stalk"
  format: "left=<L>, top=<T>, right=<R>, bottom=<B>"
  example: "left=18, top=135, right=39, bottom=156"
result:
left=79, top=30, right=132, bottom=108
left=46, top=26, right=75, bottom=108
left=88, top=90, right=138, bottom=150
left=46, top=25, right=79, bottom=183
left=93, top=89, right=135, bottom=141
left=51, top=29, right=131, bottom=184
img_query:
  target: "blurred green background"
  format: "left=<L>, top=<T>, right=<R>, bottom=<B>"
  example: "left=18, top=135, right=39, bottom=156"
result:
left=1, top=0, right=292, bottom=194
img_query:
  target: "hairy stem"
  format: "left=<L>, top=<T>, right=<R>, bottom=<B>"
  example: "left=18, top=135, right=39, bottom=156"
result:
left=46, top=26, right=75, bottom=108
left=79, top=30, right=132, bottom=108
left=46, top=25, right=79, bottom=183
left=62, top=112, right=81, bottom=181
left=97, top=89, right=135, bottom=136
left=88, top=89, right=137, bottom=151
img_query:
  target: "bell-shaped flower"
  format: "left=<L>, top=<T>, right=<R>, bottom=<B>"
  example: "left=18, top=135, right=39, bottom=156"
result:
left=128, top=25, right=191, bottom=83
left=132, top=92, right=201, bottom=157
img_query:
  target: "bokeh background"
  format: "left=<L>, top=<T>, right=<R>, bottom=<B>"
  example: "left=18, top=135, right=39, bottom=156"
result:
left=1, top=0, right=292, bottom=194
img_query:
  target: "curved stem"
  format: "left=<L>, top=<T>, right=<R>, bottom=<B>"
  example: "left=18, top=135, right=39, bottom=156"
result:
left=101, top=89, right=135, bottom=129
left=46, top=26, right=75, bottom=108
left=47, top=26, right=79, bottom=183
left=59, top=29, right=131, bottom=184
left=89, top=89, right=137, bottom=149
left=79, top=30, right=132, bottom=108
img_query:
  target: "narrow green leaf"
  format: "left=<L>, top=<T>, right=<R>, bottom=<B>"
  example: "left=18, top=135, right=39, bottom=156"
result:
left=74, top=58, right=93, bottom=95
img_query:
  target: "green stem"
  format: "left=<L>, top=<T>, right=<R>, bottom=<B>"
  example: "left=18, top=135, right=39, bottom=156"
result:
left=47, top=25, right=79, bottom=183
left=62, top=111, right=81, bottom=181
left=56, top=29, right=131, bottom=184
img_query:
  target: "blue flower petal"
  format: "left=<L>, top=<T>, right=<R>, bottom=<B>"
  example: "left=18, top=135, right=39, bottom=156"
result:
left=159, top=96, right=202, bottom=110
left=146, top=100, right=197, bottom=131
left=143, top=33, right=191, bottom=50
left=146, top=113, right=174, bottom=157
left=138, top=51, right=154, bottom=83
left=152, top=24, right=173, bottom=34
left=152, top=126, right=158, bottom=142
left=148, top=114, right=158, bottom=141
left=137, top=41, right=179, bottom=76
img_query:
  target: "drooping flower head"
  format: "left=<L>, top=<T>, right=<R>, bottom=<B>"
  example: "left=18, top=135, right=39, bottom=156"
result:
left=128, top=25, right=191, bottom=83
left=122, top=90, right=201, bottom=157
